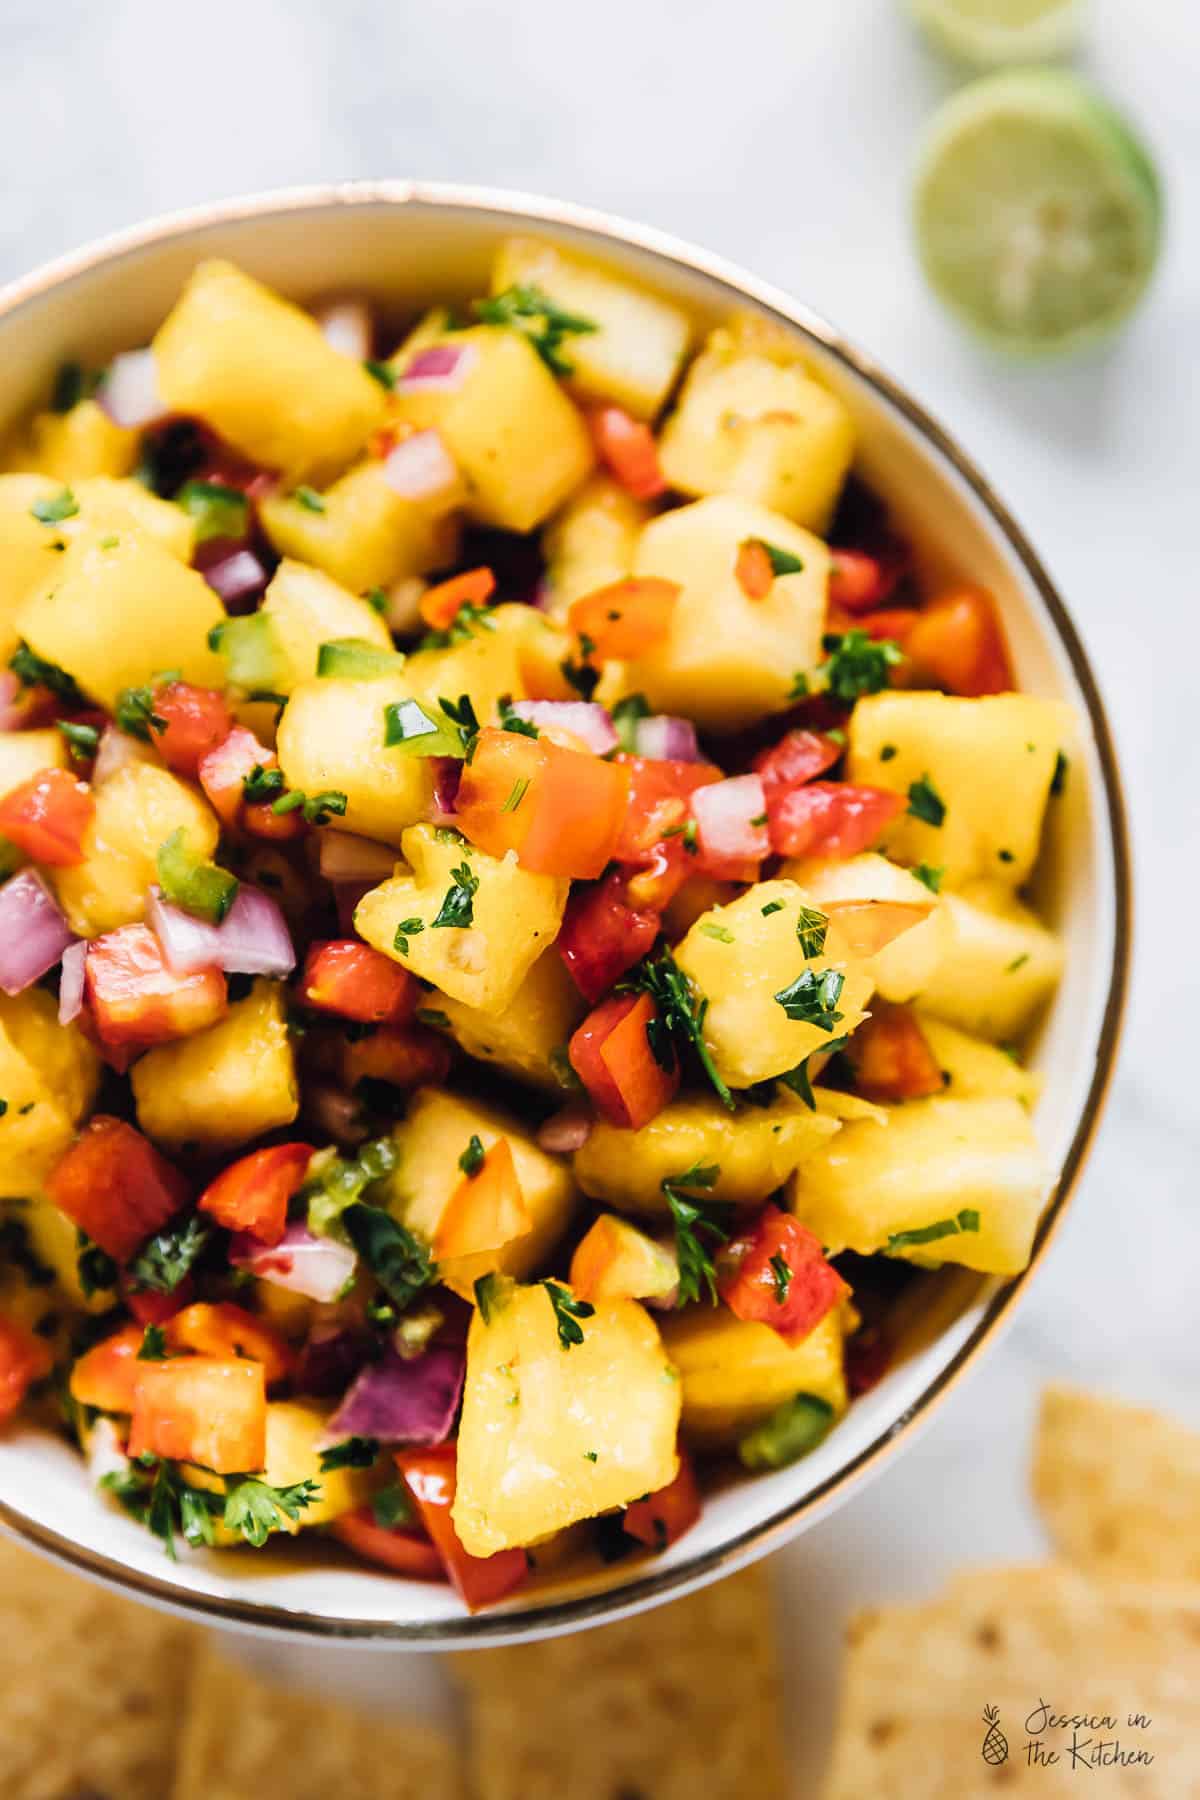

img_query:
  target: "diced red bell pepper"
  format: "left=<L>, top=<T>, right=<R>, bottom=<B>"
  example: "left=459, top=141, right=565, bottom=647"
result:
left=396, top=1443, right=528, bottom=1611
left=587, top=406, right=668, bottom=500
left=436, top=1138, right=530, bottom=1260
left=0, top=1316, right=52, bottom=1423
left=122, top=1275, right=194, bottom=1326
left=46, top=1116, right=189, bottom=1264
left=766, top=781, right=904, bottom=859
left=904, top=587, right=1014, bottom=697
left=717, top=1209, right=848, bottom=1346
left=85, top=924, right=227, bottom=1050
left=340, top=1025, right=452, bottom=1091
left=197, top=1142, right=314, bottom=1246
left=828, top=547, right=905, bottom=613
left=148, top=681, right=236, bottom=778
left=614, top=755, right=722, bottom=865
left=753, top=728, right=843, bottom=798
left=198, top=726, right=302, bottom=839
left=568, top=991, right=679, bottom=1130
left=734, top=538, right=775, bottom=601
left=0, top=766, right=93, bottom=866
left=845, top=1001, right=944, bottom=1103
left=164, top=1302, right=296, bottom=1387
left=623, top=839, right=696, bottom=911
left=623, top=1447, right=701, bottom=1550
left=557, top=869, right=661, bottom=1002
left=418, top=566, right=496, bottom=632
left=332, top=1505, right=446, bottom=1581
left=127, top=1356, right=267, bottom=1473
left=568, top=577, right=680, bottom=662
left=69, top=1322, right=145, bottom=1413
left=455, top=728, right=632, bottom=881
left=301, top=940, right=419, bottom=1026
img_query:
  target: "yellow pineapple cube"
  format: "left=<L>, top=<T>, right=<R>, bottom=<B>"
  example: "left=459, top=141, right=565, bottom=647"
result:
left=0, top=1017, right=75, bottom=1193
left=52, top=762, right=219, bottom=937
left=780, top=851, right=951, bottom=1003
left=152, top=260, right=386, bottom=482
left=132, top=978, right=298, bottom=1149
left=21, top=1197, right=114, bottom=1313
left=0, top=729, right=68, bottom=801
left=259, top=1401, right=380, bottom=1528
left=403, top=613, right=529, bottom=727
left=627, top=495, right=828, bottom=730
left=660, top=1306, right=846, bottom=1449
left=14, top=400, right=138, bottom=481
left=542, top=473, right=649, bottom=616
left=914, top=881, right=1064, bottom=1042
left=275, top=672, right=432, bottom=847
left=0, top=987, right=99, bottom=1126
left=434, top=949, right=585, bottom=1094
left=491, top=236, right=691, bottom=419
left=916, top=1013, right=1041, bottom=1109
left=0, top=477, right=82, bottom=656
left=259, top=462, right=460, bottom=594
left=259, top=559, right=394, bottom=692
left=65, top=478, right=195, bottom=562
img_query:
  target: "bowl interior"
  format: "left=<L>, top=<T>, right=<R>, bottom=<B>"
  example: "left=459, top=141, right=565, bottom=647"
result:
left=0, top=186, right=1126, bottom=1647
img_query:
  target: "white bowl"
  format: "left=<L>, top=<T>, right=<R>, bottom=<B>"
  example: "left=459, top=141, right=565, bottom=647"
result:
left=0, top=182, right=1129, bottom=1648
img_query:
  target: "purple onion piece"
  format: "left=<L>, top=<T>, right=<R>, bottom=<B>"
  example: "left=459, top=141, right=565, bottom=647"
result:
left=324, top=1344, right=465, bottom=1446
left=0, top=871, right=76, bottom=996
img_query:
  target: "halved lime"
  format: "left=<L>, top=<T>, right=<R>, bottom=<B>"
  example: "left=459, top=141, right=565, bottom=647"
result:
left=908, top=0, right=1086, bottom=66
left=914, top=70, right=1163, bottom=355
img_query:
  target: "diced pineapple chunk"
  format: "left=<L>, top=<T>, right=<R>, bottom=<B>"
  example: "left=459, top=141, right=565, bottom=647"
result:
left=674, top=879, right=873, bottom=1088
left=914, top=881, right=1064, bottom=1042
left=573, top=1092, right=840, bottom=1215
left=390, top=325, right=594, bottom=533
left=403, top=611, right=528, bottom=726
left=259, top=463, right=459, bottom=594
left=63, top=478, right=195, bottom=562
left=916, top=1013, right=1041, bottom=1109
left=847, top=691, right=1073, bottom=889
left=789, top=1094, right=1046, bottom=1275
left=17, top=533, right=224, bottom=711
left=385, top=1088, right=576, bottom=1298
left=131, top=979, right=298, bottom=1149
left=260, top=559, right=394, bottom=692
left=0, top=477, right=81, bottom=655
left=434, top=950, right=584, bottom=1094
left=487, top=603, right=575, bottom=702
left=491, top=237, right=691, bottom=420
left=0, top=1015, right=76, bottom=1193
left=21, top=1196, right=114, bottom=1313
left=52, top=762, right=218, bottom=938
left=0, top=987, right=99, bottom=1126
left=355, top=824, right=567, bottom=1015
left=152, top=260, right=386, bottom=482
left=275, top=673, right=431, bottom=847
left=658, top=326, right=855, bottom=531
left=0, top=729, right=68, bottom=801
left=627, top=496, right=828, bottom=730
left=660, top=1306, right=847, bottom=1449
left=13, top=400, right=139, bottom=481
left=453, top=1279, right=679, bottom=1555
left=542, top=474, right=649, bottom=616
left=258, top=1400, right=380, bottom=1528
left=781, top=852, right=951, bottom=1003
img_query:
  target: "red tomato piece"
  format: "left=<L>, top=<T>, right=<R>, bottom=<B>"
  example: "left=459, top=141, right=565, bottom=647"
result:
left=569, top=991, right=679, bottom=1130
left=198, top=1142, right=314, bottom=1246
left=340, top=1026, right=452, bottom=1092
left=198, top=725, right=277, bottom=831
left=128, top=1356, right=267, bottom=1473
left=455, top=729, right=632, bottom=881
left=557, top=868, right=661, bottom=1002
left=301, top=940, right=418, bottom=1025
left=568, top=578, right=680, bottom=662
left=623, top=1447, right=701, bottom=1550
left=588, top=406, right=668, bottom=500
left=828, top=547, right=904, bottom=614
left=845, top=1001, right=944, bottom=1103
left=149, top=681, right=235, bottom=778
left=165, top=1302, right=296, bottom=1386
left=623, top=838, right=696, bottom=911
left=47, top=1116, right=189, bottom=1263
left=717, top=1209, right=848, bottom=1346
left=68, top=1322, right=145, bottom=1413
left=0, top=766, right=93, bottom=866
left=85, top=924, right=227, bottom=1050
left=332, top=1505, right=446, bottom=1581
left=766, top=781, right=903, bottom=859
left=419, top=566, right=496, bottom=632
left=122, top=1276, right=194, bottom=1326
left=614, top=755, right=722, bottom=865
left=905, top=587, right=1014, bottom=697
left=753, top=729, right=844, bottom=798
left=0, top=1316, right=52, bottom=1423
left=396, top=1443, right=528, bottom=1611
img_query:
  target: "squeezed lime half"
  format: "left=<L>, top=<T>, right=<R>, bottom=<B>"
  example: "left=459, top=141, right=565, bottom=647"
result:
left=913, top=70, right=1163, bottom=355
left=908, top=0, right=1086, bottom=66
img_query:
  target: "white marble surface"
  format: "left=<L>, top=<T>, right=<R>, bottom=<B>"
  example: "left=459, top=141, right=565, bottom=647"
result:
left=4, top=0, right=1198, bottom=1788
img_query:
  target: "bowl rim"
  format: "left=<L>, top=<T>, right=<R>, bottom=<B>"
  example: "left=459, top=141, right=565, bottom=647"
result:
left=0, top=179, right=1131, bottom=1647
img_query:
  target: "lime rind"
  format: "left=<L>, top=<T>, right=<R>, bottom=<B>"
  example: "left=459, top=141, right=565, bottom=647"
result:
left=908, top=0, right=1087, bottom=67
left=913, top=69, right=1163, bottom=356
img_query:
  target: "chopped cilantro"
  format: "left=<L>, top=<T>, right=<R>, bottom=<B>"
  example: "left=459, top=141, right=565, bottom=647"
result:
left=997, top=847, right=1014, bottom=863
left=777, top=1035, right=849, bottom=1110
left=393, top=916, right=424, bottom=955
left=886, top=1209, right=980, bottom=1252
left=115, top=681, right=166, bottom=742
left=372, top=1482, right=414, bottom=1530
left=303, top=789, right=347, bottom=827
left=319, top=1436, right=379, bottom=1472
left=498, top=696, right=539, bottom=738
left=699, top=923, right=734, bottom=943
left=880, top=744, right=897, bottom=762
left=1050, top=750, right=1068, bottom=797
left=761, top=900, right=785, bottom=917
left=242, top=763, right=285, bottom=804
left=418, top=603, right=497, bottom=652
left=472, top=283, right=597, bottom=376
left=773, top=966, right=845, bottom=1031
left=343, top=1203, right=436, bottom=1310
left=293, top=485, right=326, bottom=513
left=101, top=1461, right=222, bottom=1560
left=363, top=358, right=397, bottom=390
left=501, top=776, right=530, bottom=813
left=795, top=905, right=828, bottom=959
left=611, top=692, right=650, bottom=751
left=271, top=789, right=306, bottom=815
left=662, top=1163, right=728, bottom=1305
left=560, top=655, right=600, bottom=700
left=1005, top=953, right=1029, bottom=973
left=542, top=1279, right=595, bottom=1349
left=438, top=693, right=481, bottom=760
left=906, top=775, right=945, bottom=827
left=57, top=719, right=99, bottom=761
left=788, top=671, right=810, bottom=700
left=51, top=360, right=101, bottom=412
left=913, top=863, right=944, bottom=893
left=621, top=948, right=733, bottom=1110
left=224, top=1476, right=321, bottom=1547
left=750, top=538, right=805, bottom=576
left=30, top=487, right=79, bottom=524
left=431, top=861, right=479, bottom=929
left=769, top=1252, right=792, bottom=1305
left=137, top=1324, right=168, bottom=1361
left=817, top=630, right=903, bottom=702
left=129, top=1214, right=213, bottom=1294
left=458, top=1134, right=486, bottom=1178
left=10, top=642, right=83, bottom=706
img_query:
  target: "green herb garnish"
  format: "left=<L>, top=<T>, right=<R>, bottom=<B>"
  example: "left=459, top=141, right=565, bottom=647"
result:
left=913, top=863, right=943, bottom=893
left=662, top=1163, right=728, bottom=1305
left=293, top=485, right=326, bottom=513
left=473, top=283, right=597, bottom=376
left=319, top=1437, right=379, bottom=1472
left=393, top=917, right=424, bottom=956
left=886, top=1208, right=980, bottom=1252
left=458, top=1134, right=486, bottom=1178
left=542, top=1279, right=595, bottom=1349
left=431, top=861, right=479, bottom=929
left=137, top=1324, right=168, bottom=1361
left=906, top=775, right=945, bottom=828
left=621, top=949, right=732, bottom=1110
left=795, top=905, right=828, bottom=959
left=769, top=1253, right=792, bottom=1305
left=129, top=1214, right=213, bottom=1294
left=773, top=966, right=845, bottom=1031
left=224, top=1476, right=321, bottom=1546
left=30, top=487, right=79, bottom=524
left=342, top=1203, right=436, bottom=1311
left=57, top=719, right=100, bottom=761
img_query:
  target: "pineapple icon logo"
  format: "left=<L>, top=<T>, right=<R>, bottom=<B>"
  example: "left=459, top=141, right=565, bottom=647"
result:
left=981, top=1705, right=1009, bottom=1765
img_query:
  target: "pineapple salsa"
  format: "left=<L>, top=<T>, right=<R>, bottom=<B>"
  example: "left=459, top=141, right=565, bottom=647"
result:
left=0, top=244, right=1070, bottom=1607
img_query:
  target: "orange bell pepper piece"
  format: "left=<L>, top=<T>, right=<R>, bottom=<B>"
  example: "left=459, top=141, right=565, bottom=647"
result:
left=0, top=1316, right=53, bottom=1424
left=419, top=566, right=496, bottom=632
left=164, top=1302, right=296, bottom=1387
left=47, top=1116, right=189, bottom=1264
left=588, top=406, right=667, bottom=500
left=128, top=1357, right=267, bottom=1473
left=904, top=587, right=1014, bottom=697
left=435, top=1137, right=531, bottom=1260
left=845, top=1001, right=945, bottom=1104
left=568, top=577, right=680, bottom=662
left=569, top=991, right=680, bottom=1130
left=0, top=766, right=94, bottom=866
left=455, top=728, right=632, bottom=880
left=69, top=1322, right=146, bottom=1413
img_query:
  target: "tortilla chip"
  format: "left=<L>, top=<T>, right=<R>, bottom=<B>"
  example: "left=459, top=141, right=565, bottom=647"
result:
left=452, top=1564, right=787, bottom=1800
left=824, top=1563, right=1200, bottom=1797
left=0, top=1534, right=195, bottom=1800
left=1032, top=1384, right=1200, bottom=1581
left=171, top=1641, right=464, bottom=1800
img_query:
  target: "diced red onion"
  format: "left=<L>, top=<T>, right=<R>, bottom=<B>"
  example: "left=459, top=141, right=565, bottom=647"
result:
left=690, top=773, right=771, bottom=864
left=537, top=1102, right=593, bottom=1154
left=511, top=701, right=618, bottom=756
left=318, top=832, right=397, bottom=884
left=633, top=715, right=700, bottom=762
left=0, top=672, right=27, bottom=730
left=96, top=349, right=168, bottom=429
left=0, top=871, right=76, bottom=996
left=195, top=539, right=269, bottom=606
left=324, top=1344, right=465, bottom=1446
left=381, top=429, right=459, bottom=504
left=316, top=299, right=372, bottom=361
left=92, top=726, right=149, bottom=785
left=296, top=1323, right=372, bottom=1396
left=229, top=1221, right=357, bottom=1303
left=397, top=344, right=476, bottom=393
left=334, top=881, right=373, bottom=935
left=58, top=939, right=87, bottom=1024
left=146, top=882, right=295, bottom=977
left=529, top=576, right=553, bottom=613
left=431, top=758, right=460, bottom=817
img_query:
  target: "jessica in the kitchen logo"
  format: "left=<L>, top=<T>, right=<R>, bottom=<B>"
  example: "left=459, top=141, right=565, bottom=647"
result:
left=981, top=1701, right=1156, bottom=1772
